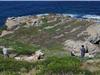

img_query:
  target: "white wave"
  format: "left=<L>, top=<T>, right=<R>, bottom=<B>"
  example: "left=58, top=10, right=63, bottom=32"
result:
left=62, top=14, right=78, bottom=18
left=82, top=15, right=100, bottom=20
left=36, top=13, right=49, bottom=17
left=36, top=13, right=78, bottom=18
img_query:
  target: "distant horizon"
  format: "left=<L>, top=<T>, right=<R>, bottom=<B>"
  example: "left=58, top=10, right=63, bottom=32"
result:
left=0, top=0, right=100, bottom=1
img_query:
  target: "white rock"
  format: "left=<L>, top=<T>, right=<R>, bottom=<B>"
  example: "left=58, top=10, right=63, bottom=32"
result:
left=15, top=57, right=21, bottom=60
left=70, top=26, right=81, bottom=33
left=14, top=50, right=44, bottom=62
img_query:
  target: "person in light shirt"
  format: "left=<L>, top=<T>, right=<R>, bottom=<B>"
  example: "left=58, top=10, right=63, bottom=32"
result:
left=2, top=46, right=9, bottom=58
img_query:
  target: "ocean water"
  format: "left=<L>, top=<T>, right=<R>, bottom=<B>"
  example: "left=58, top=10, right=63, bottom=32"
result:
left=0, top=1, right=100, bottom=26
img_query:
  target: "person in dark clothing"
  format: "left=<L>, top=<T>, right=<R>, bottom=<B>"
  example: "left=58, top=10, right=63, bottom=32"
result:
left=71, top=51, right=75, bottom=56
left=85, top=45, right=88, bottom=53
left=80, top=45, right=85, bottom=58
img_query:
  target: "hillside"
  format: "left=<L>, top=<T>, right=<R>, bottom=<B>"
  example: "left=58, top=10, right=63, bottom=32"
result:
left=0, top=14, right=100, bottom=75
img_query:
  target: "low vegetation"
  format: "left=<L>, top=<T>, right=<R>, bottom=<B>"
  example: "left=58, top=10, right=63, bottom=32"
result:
left=0, top=38, right=40, bottom=55
left=0, top=56, right=35, bottom=75
left=0, top=55, right=92, bottom=75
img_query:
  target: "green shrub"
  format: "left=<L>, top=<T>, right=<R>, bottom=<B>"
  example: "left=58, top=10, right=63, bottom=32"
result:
left=0, top=71, right=20, bottom=75
left=0, top=56, right=35, bottom=73
left=36, top=56, right=91, bottom=75
left=41, top=17, right=48, bottom=23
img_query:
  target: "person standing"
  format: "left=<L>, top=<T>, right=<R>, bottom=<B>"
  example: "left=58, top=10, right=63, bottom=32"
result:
left=80, top=45, right=85, bottom=58
left=2, top=46, right=9, bottom=58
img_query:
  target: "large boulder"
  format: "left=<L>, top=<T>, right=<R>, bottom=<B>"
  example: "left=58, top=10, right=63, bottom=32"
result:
left=86, top=23, right=100, bottom=44
left=5, top=17, right=20, bottom=30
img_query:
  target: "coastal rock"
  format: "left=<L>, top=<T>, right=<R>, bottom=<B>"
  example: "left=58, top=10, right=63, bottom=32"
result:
left=5, top=16, right=41, bottom=30
left=5, top=17, right=20, bottom=30
left=0, top=30, right=14, bottom=37
left=64, top=40, right=98, bottom=57
left=5, top=14, right=72, bottom=31
left=86, top=23, right=100, bottom=44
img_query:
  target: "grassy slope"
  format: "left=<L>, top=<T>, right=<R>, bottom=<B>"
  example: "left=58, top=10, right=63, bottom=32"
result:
left=0, top=17, right=91, bottom=54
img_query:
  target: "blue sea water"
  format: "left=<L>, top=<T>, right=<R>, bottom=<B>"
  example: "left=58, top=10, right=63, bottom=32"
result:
left=0, top=1, right=100, bottom=26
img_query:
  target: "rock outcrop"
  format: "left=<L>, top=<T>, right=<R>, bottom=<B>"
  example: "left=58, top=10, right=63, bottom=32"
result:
left=1, top=13, right=100, bottom=58
left=64, top=40, right=98, bottom=57
left=0, top=30, right=14, bottom=37
left=5, top=16, right=41, bottom=30
left=86, top=23, right=100, bottom=44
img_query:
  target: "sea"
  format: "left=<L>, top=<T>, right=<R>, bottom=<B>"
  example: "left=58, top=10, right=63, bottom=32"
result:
left=0, top=1, right=100, bottom=26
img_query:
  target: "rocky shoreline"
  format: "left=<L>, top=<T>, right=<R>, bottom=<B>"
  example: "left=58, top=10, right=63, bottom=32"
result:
left=0, top=13, right=100, bottom=58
